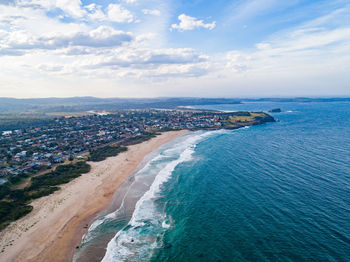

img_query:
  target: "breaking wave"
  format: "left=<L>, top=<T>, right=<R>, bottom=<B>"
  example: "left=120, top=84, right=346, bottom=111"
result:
left=97, top=131, right=221, bottom=261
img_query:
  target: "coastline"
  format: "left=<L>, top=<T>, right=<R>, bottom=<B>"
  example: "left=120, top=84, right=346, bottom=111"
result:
left=0, top=130, right=188, bottom=262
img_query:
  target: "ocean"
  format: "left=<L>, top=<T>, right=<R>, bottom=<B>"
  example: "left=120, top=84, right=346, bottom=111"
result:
left=74, top=101, right=350, bottom=262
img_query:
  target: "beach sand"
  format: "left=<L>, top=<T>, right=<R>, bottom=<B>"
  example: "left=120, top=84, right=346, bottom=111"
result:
left=0, top=130, right=188, bottom=262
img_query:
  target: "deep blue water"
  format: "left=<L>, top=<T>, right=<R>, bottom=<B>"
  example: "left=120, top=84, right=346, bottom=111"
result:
left=153, top=102, right=350, bottom=261
left=84, top=102, right=350, bottom=262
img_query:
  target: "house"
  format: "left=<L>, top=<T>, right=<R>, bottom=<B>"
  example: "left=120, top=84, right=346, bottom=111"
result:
left=2, top=131, right=12, bottom=136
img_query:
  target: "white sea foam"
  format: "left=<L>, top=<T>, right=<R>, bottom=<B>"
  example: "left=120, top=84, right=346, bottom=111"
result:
left=162, top=220, right=171, bottom=229
left=80, top=130, right=242, bottom=250
left=81, top=150, right=171, bottom=244
left=101, top=131, right=215, bottom=262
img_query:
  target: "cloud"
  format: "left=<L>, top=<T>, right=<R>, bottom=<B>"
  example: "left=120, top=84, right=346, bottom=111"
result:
left=226, top=51, right=251, bottom=72
left=85, top=3, right=106, bottom=20
left=5, top=30, right=39, bottom=49
left=29, top=47, right=211, bottom=82
left=16, top=0, right=86, bottom=18
left=94, top=48, right=208, bottom=68
left=120, top=0, right=137, bottom=3
left=55, top=0, right=86, bottom=18
left=107, top=4, right=133, bottom=23
left=0, top=26, right=133, bottom=53
left=43, top=26, right=133, bottom=48
left=151, top=62, right=211, bottom=78
left=171, top=14, right=216, bottom=31
left=142, top=9, right=161, bottom=16
left=1, top=0, right=349, bottom=97
left=225, top=24, right=350, bottom=74
left=38, top=64, right=64, bottom=72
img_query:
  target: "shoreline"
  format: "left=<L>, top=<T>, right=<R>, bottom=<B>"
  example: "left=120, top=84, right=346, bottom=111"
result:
left=0, top=130, right=188, bottom=262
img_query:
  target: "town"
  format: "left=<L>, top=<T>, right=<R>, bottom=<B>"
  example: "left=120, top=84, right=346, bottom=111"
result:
left=0, top=109, right=274, bottom=183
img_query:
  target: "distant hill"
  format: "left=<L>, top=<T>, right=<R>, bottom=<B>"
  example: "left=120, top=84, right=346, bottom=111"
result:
left=243, top=97, right=350, bottom=103
left=0, top=97, right=241, bottom=114
left=0, top=97, right=349, bottom=114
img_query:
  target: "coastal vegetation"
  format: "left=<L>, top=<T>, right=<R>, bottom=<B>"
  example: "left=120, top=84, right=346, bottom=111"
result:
left=224, top=112, right=275, bottom=129
left=121, top=132, right=160, bottom=146
left=89, top=132, right=161, bottom=161
left=29, top=161, right=90, bottom=193
left=89, top=145, right=127, bottom=162
left=0, top=161, right=90, bottom=231
left=0, top=200, right=32, bottom=231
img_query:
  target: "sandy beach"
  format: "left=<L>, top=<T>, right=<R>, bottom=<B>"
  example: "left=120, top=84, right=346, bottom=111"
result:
left=0, top=130, right=188, bottom=262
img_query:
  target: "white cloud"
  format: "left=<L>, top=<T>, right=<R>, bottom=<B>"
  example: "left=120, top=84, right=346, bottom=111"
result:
left=120, top=0, right=137, bottom=4
left=6, top=30, right=38, bottom=49
left=0, top=26, right=133, bottom=52
left=0, top=0, right=217, bottom=97
left=95, top=48, right=207, bottom=67
left=225, top=25, right=350, bottom=76
left=142, top=9, right=161, bottom=16
left=151, top=62, right=210, bottom=78
left=38, top=64, right=64, bottom=72
left=107, top=4, right=133, bottom=23
left=28, top=47, right=210, bottom=80
left=85, top=4, right=106, bottom=20
left=171, top=14, right=216, bottom=31
left=1, top=0, right=349, bottom=97
left=226, top=51, right=251, bottom=72
left=19, top=0, right=86, bottom=18
left=55, top=0, right=86, bottom=18
left=0, top=3, right=85, bottom=35
left=45, top=26, right=133, bottom=48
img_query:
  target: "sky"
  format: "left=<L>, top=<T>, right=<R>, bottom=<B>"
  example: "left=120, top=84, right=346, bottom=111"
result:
left=0, top=0, right=350, bottom=98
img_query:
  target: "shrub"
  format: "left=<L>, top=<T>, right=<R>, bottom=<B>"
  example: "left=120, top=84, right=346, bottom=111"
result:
left=89, top=146, right=127, bottom=162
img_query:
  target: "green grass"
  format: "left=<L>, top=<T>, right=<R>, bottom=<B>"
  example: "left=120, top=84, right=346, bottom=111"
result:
left=226, top=112, right=272, bottom=127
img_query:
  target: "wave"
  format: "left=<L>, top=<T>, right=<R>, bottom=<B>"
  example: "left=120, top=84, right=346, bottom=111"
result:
left=79, top=129, right=250, bottom=251
left=101, top=131, right=217, bottom=261
left=85, top=153, right=168, bottom=237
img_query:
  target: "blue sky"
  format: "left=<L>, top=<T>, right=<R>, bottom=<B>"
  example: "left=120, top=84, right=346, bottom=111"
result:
left=0, top=0, right=349, bottom=97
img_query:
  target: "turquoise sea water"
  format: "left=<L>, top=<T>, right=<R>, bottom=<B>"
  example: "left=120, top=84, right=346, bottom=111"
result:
left=77, top=102, right=350, bottom=262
